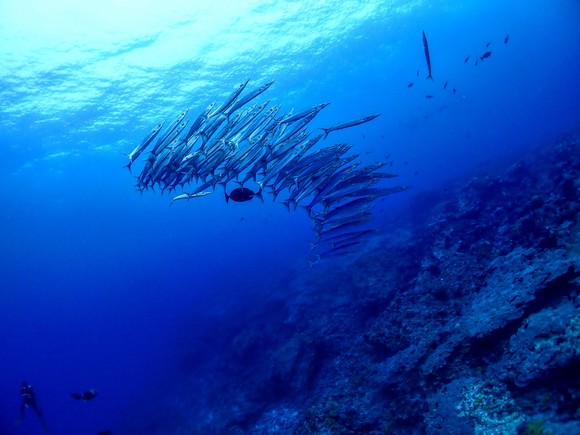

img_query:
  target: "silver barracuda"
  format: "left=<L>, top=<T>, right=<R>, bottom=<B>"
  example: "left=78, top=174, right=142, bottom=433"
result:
left=319, top=114, right=380, bottom=139
left=125, top=80, right=409, bottom=261
left=124, top=121, right=164, bottom=172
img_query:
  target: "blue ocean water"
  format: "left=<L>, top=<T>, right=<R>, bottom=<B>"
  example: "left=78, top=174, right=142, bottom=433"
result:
left=1, top=0, right=579, bottom=433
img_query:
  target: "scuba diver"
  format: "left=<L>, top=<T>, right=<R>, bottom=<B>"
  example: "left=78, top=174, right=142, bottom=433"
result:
left=70, top=389, right=98, bottom=401
left=17, top=381, right=51, bottom=433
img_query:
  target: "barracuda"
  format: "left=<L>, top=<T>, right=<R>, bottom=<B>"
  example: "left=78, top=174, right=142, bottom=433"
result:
left=319, top=114, right=380, bottom=139
left=125, top=79, right=409, bottom=262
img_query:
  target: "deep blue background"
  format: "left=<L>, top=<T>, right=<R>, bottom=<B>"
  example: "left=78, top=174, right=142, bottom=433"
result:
left=1, top=1, right=579, bottom=433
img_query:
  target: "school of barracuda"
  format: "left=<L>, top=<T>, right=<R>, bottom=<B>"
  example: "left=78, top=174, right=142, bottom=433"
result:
left=125, top=79, right=410, bottom=263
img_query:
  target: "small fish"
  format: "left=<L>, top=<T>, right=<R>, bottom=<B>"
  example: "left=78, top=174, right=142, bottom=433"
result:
left=407, top=82, right=414, bottom=88
left=504, top=34, right=509, bottom=44
left=464, top=55, right=470, bottom=63
left=422, top=30, right=433, bottom=81
left=443, top=81, right=448, bottom=89
left=486, top=41, right=491, bottom=48
left=480, top=51, right=492, bottom=60
left=452, top=88, right=456, bottom=93
left=425, top=95, right=434, bottom=99
left=475, top=59, right=479, bottom=66
left=70, top=389, right=98, bottom=401
left=416, top=70, right=419, bottom=77
left=225, top=187, right=263, bottom=203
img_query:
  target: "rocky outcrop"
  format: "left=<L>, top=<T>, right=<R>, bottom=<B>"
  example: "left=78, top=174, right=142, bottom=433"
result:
left=122, top=137, right=580, bottom=434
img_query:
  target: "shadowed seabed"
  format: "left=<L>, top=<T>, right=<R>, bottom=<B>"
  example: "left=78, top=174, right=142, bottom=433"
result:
left=120, top=137, right=580, bottom=434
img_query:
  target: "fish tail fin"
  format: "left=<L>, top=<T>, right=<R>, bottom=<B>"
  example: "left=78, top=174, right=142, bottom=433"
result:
left=271, top=189, right=279, bottom=201
left=281, top=199, right=294, bottom=212
left=224, top=192, right=230, bottom=204
left=122, top=158, right=133, bottom=174
left=255, top=188, right=264, bottom=203
left=307, top=256, right=320, bottom=268
left=426, top=74, right=433, bottom=81
left=319, top=128, right=331, bottom=139
left=298, top=204, right=312, bottom=216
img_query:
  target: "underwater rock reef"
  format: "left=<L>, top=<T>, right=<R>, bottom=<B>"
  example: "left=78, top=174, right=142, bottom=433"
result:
left=123, top=136, right=579, bottom=434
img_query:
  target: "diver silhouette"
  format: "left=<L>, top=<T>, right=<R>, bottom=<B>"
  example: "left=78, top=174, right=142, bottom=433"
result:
left=16, top=381, right=51, bottom=433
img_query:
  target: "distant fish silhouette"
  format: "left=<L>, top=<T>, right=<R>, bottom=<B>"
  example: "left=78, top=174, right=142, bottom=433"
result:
left=475, top=59, right=479, bottom=66
left=452, top=88, right=456, bottom=93
left=407, top=82, right=414, bottom=88
left=480, top=51, right=492, bottom=60
left=486, top=41, right=491, bottom=47
left=425, top=95, right=434, bottom=99
left=70, top=389, right=97, bottom=401
left=504, top=34, right=510, bottom=44
left=443, top=81, right=448, bottom=90
left=416, top=70, right=419, bottom=77
left=422, top=30, right=434, bottom=80
left=464, top=55, right=470, bottom=63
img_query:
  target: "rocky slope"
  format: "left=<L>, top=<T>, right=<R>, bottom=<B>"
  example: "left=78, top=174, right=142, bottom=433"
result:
left=123, top=136, right=579, bottom=434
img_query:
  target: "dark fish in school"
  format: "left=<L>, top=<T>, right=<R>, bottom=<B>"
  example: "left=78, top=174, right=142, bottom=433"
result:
left=480, top=51, right=492, bottom=60
left=225, top=187, right=263, bottom=203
